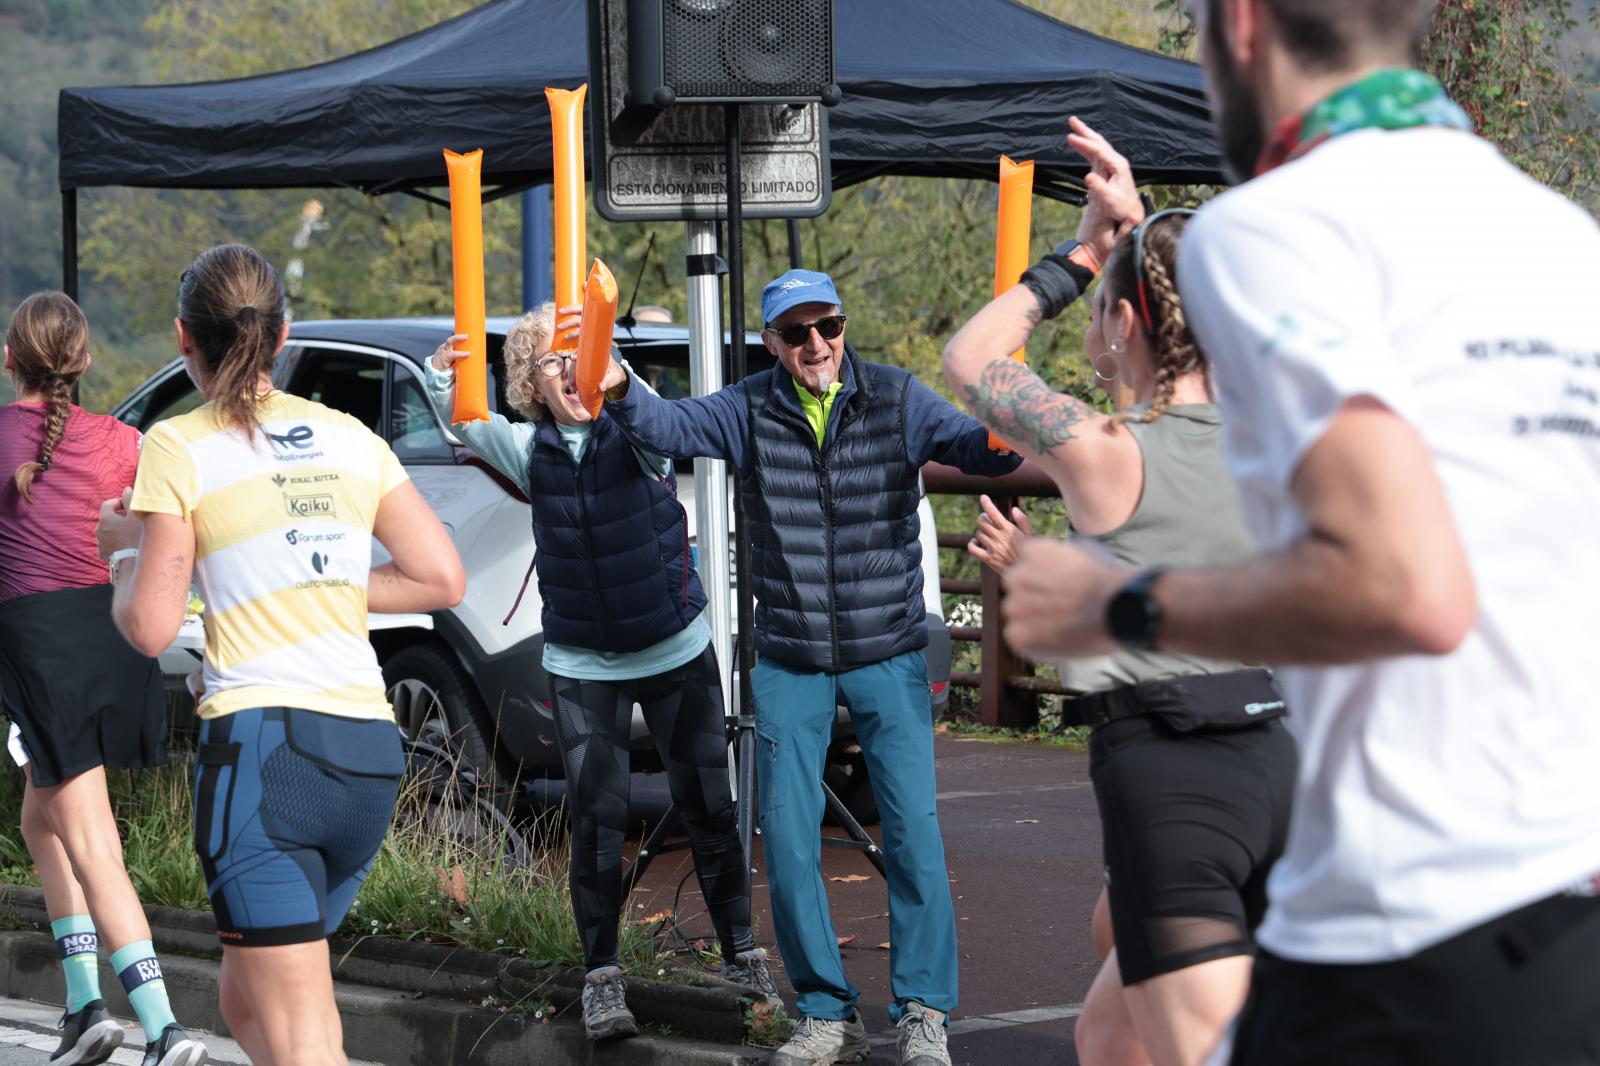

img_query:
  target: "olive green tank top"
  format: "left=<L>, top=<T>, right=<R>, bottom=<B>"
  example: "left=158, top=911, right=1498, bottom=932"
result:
left=1058, top=404, right=1255, bottom=694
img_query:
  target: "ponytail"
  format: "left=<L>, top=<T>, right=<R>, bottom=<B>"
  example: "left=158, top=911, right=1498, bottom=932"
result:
left=177, top=244, right=286, bottom=437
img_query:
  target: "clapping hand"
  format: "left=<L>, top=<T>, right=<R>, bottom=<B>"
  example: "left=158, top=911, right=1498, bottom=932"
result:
left=967, top=494, right=1036, bottom=573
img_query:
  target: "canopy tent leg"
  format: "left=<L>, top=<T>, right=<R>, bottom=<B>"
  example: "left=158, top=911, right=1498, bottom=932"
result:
left=62, top=190, right=78, bottom=302
left=521, top=184, right=551, bottom=311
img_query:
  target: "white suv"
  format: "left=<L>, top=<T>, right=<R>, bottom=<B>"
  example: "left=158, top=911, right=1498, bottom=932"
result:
left=113, top=317, right=953, bottom=823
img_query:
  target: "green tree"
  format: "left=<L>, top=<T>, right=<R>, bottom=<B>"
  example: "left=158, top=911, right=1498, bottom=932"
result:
left=75, top=0, right=495, bottom=409
left=1153, top=0, right=1600, bottom=207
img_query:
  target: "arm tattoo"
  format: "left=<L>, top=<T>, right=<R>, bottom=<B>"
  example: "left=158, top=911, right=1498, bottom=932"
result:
left=155, top=552, right=192, bottom=612
left=961, top=359, right=1096, bottom=452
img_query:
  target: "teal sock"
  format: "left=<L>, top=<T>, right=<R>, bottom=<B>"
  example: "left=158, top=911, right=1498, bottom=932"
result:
left=51, top=915, right=101, bottom=1013
left=109, top=940, right=177, bottom=1042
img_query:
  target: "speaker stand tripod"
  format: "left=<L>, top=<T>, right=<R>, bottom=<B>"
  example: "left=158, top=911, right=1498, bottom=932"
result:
left=623, top=711, right=887, bottom=893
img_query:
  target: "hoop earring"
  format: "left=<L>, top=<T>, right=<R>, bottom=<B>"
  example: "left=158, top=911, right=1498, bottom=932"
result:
left=1093, top=341, right=1123, bottom=384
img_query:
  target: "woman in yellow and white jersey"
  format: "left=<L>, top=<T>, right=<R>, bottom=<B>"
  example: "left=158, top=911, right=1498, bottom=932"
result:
left=96, top=244, right=465, bottom=1066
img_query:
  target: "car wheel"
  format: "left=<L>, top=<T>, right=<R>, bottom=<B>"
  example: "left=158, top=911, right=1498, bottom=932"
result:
left=383, top=644, right=496, bottom=786
left=824, top=740, right=881, bottom=827
left=398, top=743, right=533, bottom=872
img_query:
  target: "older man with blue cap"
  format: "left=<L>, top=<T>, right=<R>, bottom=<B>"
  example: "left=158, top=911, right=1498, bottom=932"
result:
left=594, top=268, right=1019, bottom=1065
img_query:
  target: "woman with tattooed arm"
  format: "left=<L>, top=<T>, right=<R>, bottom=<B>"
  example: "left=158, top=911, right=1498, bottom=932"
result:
left=942, top=119, right=1296, bottom=1066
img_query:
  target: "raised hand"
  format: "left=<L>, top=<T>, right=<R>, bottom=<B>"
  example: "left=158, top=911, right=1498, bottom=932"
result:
left=430, top=333, right=471, bottom=371
left=1067, top=115, right=1146, bottom=268
left=554, top=303, right=583, bottom=351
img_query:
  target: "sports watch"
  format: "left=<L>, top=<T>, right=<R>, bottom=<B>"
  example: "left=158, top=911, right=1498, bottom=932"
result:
left=1055, top=238, right=1101, bottom=276
left=1105, top=569, right=1165, bottom=651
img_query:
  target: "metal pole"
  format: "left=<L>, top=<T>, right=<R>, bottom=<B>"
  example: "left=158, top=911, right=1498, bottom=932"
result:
left=63, top=189, right=80, bottom=404
left=521, top=185, right=552, bottom=311
left=685, top=221, right=735, bottom=718
left=786, top=217, right=803, bottom=270
left=725, top=104, right=757, bottom=721
left=61, top=190, right=78, bottom=302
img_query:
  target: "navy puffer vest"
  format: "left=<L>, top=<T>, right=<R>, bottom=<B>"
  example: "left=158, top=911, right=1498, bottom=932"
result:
left=741, top=347, right=926, bottom=672
left=526, top=414, right=705, bottom=653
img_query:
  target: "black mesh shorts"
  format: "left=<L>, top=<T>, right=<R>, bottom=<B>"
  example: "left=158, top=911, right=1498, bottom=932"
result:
left=1090, top=710, right=1297, bottom=985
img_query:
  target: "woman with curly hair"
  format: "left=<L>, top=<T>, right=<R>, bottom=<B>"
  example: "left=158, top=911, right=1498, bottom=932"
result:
left=422, top=305, right=768, bottom=1042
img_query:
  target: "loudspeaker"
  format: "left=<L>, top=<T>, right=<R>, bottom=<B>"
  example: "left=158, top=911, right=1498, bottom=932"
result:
left=625, top=0, right=841, bottom=108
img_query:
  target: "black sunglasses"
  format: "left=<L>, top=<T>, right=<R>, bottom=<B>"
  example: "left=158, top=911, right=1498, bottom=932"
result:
left=1131, top=209, right=1197, bottom=333
left=765, top=314, right=847, bottom=348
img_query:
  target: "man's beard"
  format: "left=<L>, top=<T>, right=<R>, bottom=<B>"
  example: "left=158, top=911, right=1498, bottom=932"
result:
left=1204, top=3, right=1268, bottom=183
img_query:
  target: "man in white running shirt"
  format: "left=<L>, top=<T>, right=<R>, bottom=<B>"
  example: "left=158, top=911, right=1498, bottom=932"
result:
left=998, top=2, right=1600, bottom=1063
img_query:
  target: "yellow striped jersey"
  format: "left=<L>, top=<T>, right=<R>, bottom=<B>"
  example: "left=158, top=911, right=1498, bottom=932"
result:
left=130, top=391, right=408, bottom=721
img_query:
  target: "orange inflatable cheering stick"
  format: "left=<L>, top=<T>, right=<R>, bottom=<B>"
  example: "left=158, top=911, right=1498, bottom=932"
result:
left=546, top=85, right=589, bottom=352
left=444, top=148, right=490, bottom=423
left=988, top=154, right=1035, bottom=451
left=575, top=260, right=619, bottom=418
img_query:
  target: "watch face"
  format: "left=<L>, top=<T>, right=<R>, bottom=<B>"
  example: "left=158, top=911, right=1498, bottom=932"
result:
left=1107, top=582, right=1160, bottom=649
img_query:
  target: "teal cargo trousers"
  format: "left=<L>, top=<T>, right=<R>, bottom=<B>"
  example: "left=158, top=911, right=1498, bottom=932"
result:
left=751, top=649, right=958, bottom=1022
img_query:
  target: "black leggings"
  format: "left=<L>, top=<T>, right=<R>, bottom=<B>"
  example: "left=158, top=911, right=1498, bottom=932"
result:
left=550, top=645, right=752, bottom=970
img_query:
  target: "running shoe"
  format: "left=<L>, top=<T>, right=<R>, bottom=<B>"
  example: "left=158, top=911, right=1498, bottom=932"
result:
left=581, top=967, right=639, bottom=1041
left=49, top=1000, right=122, bottom=1065
left=139, top=1023, right=208, bottom=1066
left=896, top=1001, right=951, bottom=1066
left=722, top=947, right=780, bottom=1000
left=770, top=1011, right=870, bottom=1065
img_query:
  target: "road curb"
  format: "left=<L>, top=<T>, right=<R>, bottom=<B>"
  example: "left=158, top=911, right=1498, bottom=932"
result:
left=0, top=887, right=767, bottom=1065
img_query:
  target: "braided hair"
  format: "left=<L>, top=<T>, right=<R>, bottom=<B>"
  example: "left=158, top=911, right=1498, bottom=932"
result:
left=1101, top=214, right=1204, bottom=425
left=177, top=244, right=286, bottom=437
left=6, top=292, right=90, bottom=504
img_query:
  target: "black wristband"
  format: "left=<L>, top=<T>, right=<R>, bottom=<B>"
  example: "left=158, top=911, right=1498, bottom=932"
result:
left=1019, top=253, right=1095, bottom=321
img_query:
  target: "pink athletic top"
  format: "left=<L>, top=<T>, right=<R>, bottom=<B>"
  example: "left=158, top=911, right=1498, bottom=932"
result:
left=0, top=403, right=141, bottom=603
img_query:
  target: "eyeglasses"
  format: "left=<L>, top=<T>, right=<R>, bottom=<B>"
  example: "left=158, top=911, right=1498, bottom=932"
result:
left=764, top=314, right=847, bottom=348
left=1131, top=209, right=1197, bottom=333
left=534, top=351, right=577, bottom=378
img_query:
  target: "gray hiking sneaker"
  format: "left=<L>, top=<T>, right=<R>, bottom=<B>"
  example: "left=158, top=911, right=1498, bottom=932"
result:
left=722, top=947, right=780, bottom=1000
left=896, top=1001, right=950, bottom=1066
left=770, top=1011, right=869, bottom=1065
left=50, top=1000, right=122, bottom=1065
left=581, top=966, right=639, bottom=1042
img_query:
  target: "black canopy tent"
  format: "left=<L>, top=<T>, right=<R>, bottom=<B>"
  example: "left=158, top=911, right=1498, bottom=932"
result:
left=56, top=0, right=1220, bottom=294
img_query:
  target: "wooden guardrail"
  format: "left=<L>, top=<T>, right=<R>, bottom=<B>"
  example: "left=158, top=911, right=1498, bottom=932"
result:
left=922, top=460, right=1077, bottom=729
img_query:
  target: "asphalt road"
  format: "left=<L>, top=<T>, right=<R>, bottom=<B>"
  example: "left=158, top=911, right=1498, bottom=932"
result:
left=628, top=732, right=1102, bottom=1065
left=0, top=997, right=382, bottom=1065
left=0, top=733, right=1099, bottom=1066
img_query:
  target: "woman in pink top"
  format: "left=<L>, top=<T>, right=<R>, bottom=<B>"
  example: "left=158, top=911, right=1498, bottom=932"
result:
left=1, top=292, right=207, bottom=1066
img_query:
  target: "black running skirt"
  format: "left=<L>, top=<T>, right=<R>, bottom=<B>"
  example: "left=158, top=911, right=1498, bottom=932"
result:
left=0, top=584, right=167, bottom=787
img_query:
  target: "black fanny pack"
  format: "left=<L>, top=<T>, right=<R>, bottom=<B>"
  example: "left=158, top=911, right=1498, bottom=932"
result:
left=1064, top=668, right=1288, bottom=733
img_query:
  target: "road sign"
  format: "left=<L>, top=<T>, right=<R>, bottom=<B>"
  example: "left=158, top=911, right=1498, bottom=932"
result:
left=587, top=0, right=832, bottom=223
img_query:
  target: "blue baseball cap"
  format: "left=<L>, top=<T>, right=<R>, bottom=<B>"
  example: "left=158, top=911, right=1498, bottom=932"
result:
left=761, top=269, right=843, bottom=326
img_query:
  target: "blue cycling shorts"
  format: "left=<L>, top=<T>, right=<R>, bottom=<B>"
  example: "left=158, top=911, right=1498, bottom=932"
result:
left=193, top=707, right=404, bottom=947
